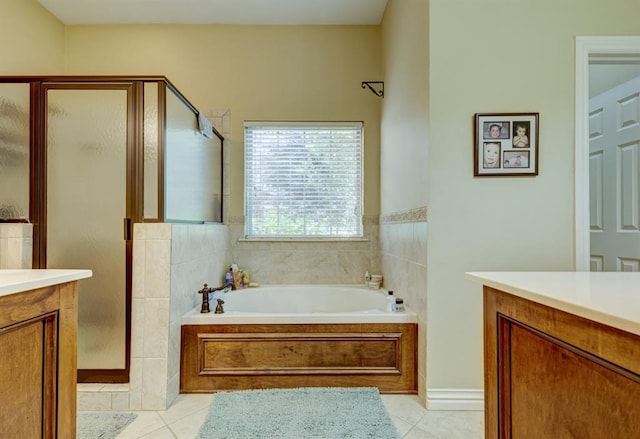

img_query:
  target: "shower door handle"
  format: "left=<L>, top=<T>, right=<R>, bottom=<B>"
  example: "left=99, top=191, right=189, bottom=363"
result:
left=124, top=217, right=132, bottom=241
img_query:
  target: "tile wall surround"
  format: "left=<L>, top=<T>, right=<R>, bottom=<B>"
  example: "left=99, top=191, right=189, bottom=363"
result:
left=0, top=223, right=32, bottom=269
left=227, top=215, right=380, bottom=285
left=380, top=206, right=427, bottom=405
left=205, top=109, right=231, bottom=225
left=79, top=222, right=230, bottom=411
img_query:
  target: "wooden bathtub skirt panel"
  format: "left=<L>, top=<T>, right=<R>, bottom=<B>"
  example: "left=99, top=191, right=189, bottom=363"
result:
left=199, top=332, right=401, bottom=374
left=180, top=323, right=417, bottom=394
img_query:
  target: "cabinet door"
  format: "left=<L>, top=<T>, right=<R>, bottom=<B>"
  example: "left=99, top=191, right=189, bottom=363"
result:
left=0, top=316, right=57, bottom=438
left=501, top=317, right=640, bottom=438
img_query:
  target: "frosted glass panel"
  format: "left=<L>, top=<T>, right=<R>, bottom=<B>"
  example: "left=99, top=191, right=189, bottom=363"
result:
left=0, top=84, right=30, bottom=219
left=165, top=89, right=222, bottom=222
left=47, top=89, right=127, bottom=369
left=144, top=82, right=159, bottom=219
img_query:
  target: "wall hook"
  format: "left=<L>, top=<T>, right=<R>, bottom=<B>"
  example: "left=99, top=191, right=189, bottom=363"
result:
left=361, top=81, right=384, bottom=98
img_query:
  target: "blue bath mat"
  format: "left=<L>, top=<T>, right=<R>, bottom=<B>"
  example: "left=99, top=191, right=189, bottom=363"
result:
left=196, top=387, right=401, bottom=439
left=77, top=412, right=137, bottom=439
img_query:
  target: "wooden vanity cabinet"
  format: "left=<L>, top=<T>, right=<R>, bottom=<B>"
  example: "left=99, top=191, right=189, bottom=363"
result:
left=0, top=281, right=78, bottom=438
left=484, top=286, right=640, bottom=439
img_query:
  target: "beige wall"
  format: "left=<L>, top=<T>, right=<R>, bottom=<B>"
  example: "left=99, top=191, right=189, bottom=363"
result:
left=427, top=0, right=640, bottom=393
left=379, top=0, right=429, bottom=404
left=64, top=24, right=382, bottom=218
left=0, top=0, right=65, bottom=74
left=380, top=0, right=428, bottom=214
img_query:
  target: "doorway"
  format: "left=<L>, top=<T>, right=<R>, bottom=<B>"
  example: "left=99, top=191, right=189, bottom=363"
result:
left=575, top=36, right=640, bottom=272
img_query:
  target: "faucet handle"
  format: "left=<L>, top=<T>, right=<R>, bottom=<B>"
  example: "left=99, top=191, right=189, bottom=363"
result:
left=199, top=284, right=211, bottom=313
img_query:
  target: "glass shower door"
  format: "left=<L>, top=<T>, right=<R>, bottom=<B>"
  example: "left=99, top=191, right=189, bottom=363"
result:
left=46, top=88, right=128, bottom=371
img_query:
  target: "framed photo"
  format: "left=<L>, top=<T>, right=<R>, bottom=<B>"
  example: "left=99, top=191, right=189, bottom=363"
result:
left=474, top=113, right=539, bottom=176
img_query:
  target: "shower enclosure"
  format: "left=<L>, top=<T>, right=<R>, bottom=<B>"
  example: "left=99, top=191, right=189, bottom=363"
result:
left=0, top=76, right=223, bottom=383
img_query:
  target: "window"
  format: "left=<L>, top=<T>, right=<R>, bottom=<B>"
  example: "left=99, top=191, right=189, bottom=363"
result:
left=244, top=121, right=363, bottom=239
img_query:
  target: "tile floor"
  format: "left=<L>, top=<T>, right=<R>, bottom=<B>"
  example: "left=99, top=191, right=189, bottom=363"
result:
left=86, top=393, right=484, bottom=439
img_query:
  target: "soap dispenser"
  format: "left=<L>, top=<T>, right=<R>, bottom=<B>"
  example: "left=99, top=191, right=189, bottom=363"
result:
left=386, top=290, right=395, bottom=312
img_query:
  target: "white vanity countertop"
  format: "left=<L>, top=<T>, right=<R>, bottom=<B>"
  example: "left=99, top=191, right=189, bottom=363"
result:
left=466, top=272, right=640, bottom=336
left=0, top=269, right=93, bottom=297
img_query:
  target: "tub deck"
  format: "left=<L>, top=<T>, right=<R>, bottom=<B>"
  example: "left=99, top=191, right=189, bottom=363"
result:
left=180, top=322, right=417, bottom=394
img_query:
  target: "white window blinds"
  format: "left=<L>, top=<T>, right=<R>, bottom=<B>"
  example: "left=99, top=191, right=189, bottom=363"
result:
left=244, top=122, right=363, bottom=238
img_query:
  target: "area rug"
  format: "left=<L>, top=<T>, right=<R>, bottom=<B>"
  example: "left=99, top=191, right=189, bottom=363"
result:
left=196, top=387, right=401, bottom=439
left=77, top=412, right=137, bottom=439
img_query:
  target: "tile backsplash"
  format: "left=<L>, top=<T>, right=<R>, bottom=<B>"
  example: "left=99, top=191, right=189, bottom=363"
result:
left=227, top=215, right=380, bottom=285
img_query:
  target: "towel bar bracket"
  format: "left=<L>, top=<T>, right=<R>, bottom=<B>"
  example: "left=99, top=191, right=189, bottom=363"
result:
left=361, top=81, right=384, bottom=98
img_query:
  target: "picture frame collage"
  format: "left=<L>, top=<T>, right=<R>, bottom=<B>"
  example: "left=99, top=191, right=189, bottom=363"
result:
left=473, top=113, right=539, bottom=176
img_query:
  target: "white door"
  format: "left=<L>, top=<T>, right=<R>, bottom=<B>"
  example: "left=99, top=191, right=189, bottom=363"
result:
left=589, top=76, right=640, bottom=271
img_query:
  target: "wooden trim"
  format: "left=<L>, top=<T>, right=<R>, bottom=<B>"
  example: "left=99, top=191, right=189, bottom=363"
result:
left=196, top=332, right=403, bottom=376
left=42, top=314, right=57, bottom=439
left=497, top=315, right=512, bottom=439
left=77, top=369, right=128, bottom=383
left=0, top=75, right=169, bottom=83
left=157, top=83, right=166, bottom=222
left=484, top=287, right=498, bottom=439
left=56, top=281, right=78, bottom=436
left=30, top=81, right=44, bottom=267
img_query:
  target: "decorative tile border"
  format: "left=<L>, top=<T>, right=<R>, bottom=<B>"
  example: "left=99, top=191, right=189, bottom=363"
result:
left=380, top=207, right=427, bottom=224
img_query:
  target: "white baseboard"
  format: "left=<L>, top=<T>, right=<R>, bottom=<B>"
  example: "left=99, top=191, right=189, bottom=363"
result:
left=426, top=388, right=484, bottom=411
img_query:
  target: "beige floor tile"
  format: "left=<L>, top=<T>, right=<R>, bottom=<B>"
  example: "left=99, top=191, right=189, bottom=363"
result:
left=157, top=393, right=213, bottom=425
left=167, top=406, right=211, bottom=439
left=139, top=426, right=178, bottom=439
left=402, top=425, right=438, bottom=439
left=389, top=415, right=414, bottom=437
left=414, top=410, right=483, bottom=439
left=381, top=394, right=428, bottom=425
left=116, top=412, right=168, bottom=439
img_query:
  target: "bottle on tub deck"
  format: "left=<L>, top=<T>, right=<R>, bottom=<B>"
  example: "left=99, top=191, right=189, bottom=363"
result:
left=364, top=270, right=371, bottom=285
left=225, top=268, right=233, bottom=285
left=386, top=290, right=395, bottom=312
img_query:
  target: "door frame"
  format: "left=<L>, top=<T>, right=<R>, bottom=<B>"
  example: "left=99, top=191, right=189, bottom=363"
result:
left=574, top=36, right=640, bottom=271
left=40, top=81, right=141, bottom=383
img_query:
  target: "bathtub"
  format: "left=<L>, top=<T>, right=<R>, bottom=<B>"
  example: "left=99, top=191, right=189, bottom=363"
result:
left=180, top=285, right=418, bottom=394
left=181, top=284, right=418, bottom=324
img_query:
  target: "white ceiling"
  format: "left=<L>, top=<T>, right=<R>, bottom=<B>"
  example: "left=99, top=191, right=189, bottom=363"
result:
left=37, top=0, right=389, bottom=25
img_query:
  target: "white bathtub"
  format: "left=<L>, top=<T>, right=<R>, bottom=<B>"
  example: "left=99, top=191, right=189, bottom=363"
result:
left=181, top=284, right=417, bottom=324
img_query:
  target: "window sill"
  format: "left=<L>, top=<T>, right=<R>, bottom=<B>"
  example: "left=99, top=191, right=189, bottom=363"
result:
left=238, top=238, right=368, bottom=243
